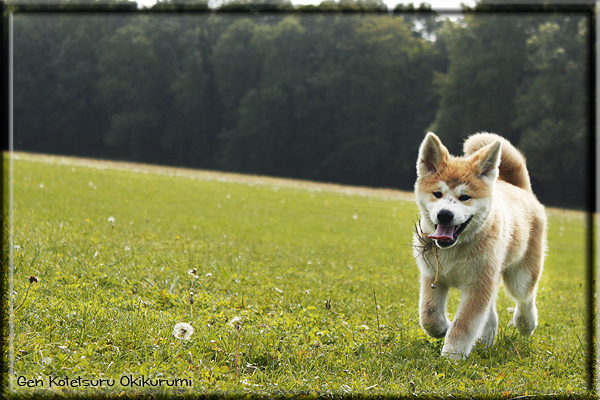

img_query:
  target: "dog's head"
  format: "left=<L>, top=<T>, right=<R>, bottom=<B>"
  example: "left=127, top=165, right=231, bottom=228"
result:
left=415, top=132, right=501, bottom=249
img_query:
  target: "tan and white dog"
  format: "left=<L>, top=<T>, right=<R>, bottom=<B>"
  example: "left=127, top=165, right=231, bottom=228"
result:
left=413, top=132, right=546, bottom=359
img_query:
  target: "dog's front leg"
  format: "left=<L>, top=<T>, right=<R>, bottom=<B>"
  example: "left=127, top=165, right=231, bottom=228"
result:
left=441, top=276, right=497, bottom=359
left=419, top=274, right=451, bottom=339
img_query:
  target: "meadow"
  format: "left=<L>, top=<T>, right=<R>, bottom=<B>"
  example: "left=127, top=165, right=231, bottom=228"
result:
left=6, top=153, right=593, bottom=397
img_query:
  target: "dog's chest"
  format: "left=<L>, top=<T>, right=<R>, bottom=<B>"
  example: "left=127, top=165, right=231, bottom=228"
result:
left=426, top=248, right=488, bottom=289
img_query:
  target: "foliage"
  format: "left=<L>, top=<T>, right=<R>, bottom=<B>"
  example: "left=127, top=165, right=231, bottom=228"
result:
left=514, top=16, right=589, bottom=209
left=427, top=14, right=531, bottom=149
left=6, top=154, right=592, bottom=397
left=11, top=9, right=592, bottom=209
left=429, top=12, right=590, bottom=209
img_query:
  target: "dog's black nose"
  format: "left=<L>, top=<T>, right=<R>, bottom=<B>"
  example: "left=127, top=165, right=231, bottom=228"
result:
left=437, top=209, right=454, bottom=225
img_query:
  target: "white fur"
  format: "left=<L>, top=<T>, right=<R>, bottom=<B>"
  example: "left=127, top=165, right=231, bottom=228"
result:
left=413, top=132, right=546, bottom=359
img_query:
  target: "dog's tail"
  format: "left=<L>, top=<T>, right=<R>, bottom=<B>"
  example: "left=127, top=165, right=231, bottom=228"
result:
left=463, top=132, right=532, bottom=193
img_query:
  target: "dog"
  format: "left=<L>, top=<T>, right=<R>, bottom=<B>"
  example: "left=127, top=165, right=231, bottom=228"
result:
left=412, top=132, right=546, bottom=359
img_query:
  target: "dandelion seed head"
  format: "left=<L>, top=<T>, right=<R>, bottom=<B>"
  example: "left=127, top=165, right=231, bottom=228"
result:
left=172, top=322, right=194, bottom=340
left=108, top=216, right=115, bottom=224
left=228, top=316, right=243, bottom=329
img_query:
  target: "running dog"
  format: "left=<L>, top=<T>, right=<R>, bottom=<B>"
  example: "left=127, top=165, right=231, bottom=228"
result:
left=413, top=132, right=546, bottom=359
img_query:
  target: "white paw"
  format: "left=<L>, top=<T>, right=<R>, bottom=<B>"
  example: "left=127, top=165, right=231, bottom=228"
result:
left=441, top=343, right=468, bottom=360
left=479, top=329, right=496, bottom=348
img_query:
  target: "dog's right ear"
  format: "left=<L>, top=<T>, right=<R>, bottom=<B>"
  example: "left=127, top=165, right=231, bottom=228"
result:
left=417, top=132, right=448, bottom=177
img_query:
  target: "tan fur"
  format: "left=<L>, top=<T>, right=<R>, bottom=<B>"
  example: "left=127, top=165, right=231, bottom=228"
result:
left=463, top=132, right=532, bottom=193
left=413, top=132, right=546, bottom=359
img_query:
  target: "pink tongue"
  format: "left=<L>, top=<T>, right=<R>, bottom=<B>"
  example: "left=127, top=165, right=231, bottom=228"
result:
left=427, top=225, right=455, bottom=241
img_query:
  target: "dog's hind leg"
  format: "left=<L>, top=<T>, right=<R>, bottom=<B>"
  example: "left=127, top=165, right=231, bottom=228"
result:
left=502, top=214, right=545, bottom=337
left=479, top=300, right=498, bottom=347
left=502, top=248, right=544, bottom=336
left=511, top=296, right=538, bottom=336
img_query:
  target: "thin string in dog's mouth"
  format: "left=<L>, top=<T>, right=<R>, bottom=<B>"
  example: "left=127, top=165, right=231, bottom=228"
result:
left=411, top=218, right=441, bottom=289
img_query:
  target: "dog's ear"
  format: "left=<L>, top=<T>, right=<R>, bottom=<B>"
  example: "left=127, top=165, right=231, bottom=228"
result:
left=475, top=141, right=502, bottom=180
left=417, top=132, right=448, bottom=177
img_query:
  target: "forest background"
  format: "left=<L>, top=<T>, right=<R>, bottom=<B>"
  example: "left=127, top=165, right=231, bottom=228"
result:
left=10, top=0, right=592, bottom=210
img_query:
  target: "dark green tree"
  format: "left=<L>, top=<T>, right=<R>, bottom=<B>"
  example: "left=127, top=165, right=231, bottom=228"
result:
left=159, top=15, right=230, bottom=168
left=514, top=16, right=589, bottom=209
left=97, top=16, right=180, bottom=163
left=216, top=14, right=442, bottom=188
left=320, top=14, right=441, bottom=187
left=428, top=14, right=531, bottom=153
left=13, top=14, right=128, bottom=157
left=13, top=15, right=62, bottom=154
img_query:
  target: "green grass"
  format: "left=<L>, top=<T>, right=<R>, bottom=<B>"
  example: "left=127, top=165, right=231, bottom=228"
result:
left=5, top=153, right=592, bottom=397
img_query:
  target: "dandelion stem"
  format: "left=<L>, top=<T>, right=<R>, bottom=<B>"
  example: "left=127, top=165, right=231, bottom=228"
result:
left=235, top=325, right=240, bottom=382
left=188, top=270, right=197, bottom=320
left=14, top=277, right=38, bottom=314
left=373, top=289, right=383, bottom=382
left=189, top=291, right=194, bottom=319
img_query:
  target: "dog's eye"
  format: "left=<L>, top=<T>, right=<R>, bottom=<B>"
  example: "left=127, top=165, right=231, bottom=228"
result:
left=458, top=194, right=471, bottom=201
left=433, top=191, right=443, bottom=199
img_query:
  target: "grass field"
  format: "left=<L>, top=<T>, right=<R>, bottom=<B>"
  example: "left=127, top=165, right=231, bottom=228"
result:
left=5, top=152, right=594, bottom=397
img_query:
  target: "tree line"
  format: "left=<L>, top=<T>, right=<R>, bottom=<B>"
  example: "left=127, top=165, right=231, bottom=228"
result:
left=11, top=2, right=591, bottom=209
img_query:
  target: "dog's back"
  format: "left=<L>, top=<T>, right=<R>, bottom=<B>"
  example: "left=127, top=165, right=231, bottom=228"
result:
left=463, top=132, right=532, bottom=193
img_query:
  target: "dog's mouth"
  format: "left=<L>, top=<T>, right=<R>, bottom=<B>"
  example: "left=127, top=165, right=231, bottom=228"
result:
left=427, top=217, right=472, bottom=248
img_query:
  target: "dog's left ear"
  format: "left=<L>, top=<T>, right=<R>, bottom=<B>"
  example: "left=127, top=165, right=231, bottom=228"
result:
left=476, top=141, right=502, bottom=180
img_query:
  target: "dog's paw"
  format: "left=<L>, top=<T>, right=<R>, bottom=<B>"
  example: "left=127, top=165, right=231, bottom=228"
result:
left=421, top=313, right=450, bottom=339
left=423, top=325, right=448, bottom=339
left=479, top=329, right=496, bottom=348
left=514, top=315, right=537, bottom=337
left=441, top=343, right=468, bottom=360
left=512, top=306, right=537, bottom=336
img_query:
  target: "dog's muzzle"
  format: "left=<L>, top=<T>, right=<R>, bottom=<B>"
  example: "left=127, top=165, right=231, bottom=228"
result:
left=427, top=216, right=472, bottom=248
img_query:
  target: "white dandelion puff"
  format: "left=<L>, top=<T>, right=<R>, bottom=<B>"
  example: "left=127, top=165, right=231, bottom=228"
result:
left=172, top=322, right=194, bottom=341
left=108, top=216, right=115, bottom=224
left=228, top=316, right=243, bottom=329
